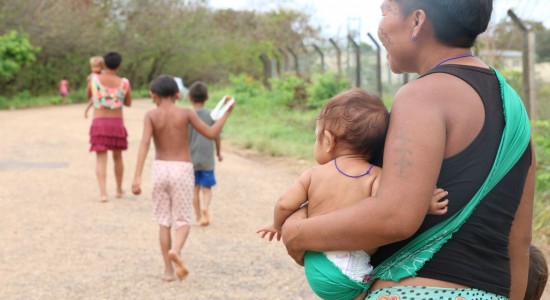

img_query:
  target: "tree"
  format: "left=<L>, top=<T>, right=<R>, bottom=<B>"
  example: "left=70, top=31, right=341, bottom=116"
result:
left=0, top=31, right=40, bottom=80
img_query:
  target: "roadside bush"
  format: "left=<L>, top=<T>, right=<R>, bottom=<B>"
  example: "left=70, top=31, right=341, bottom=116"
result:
left=228, top=73, right=265, bottom=102
left=307, top=72, right=349, bottom=108
left=0, top=31, right=40, bottom=81
left=269, top=74, right=308, bottom=109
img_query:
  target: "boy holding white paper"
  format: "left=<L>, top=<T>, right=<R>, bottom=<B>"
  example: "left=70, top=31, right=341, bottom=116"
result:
left=188, top=81, right=232, bottom=226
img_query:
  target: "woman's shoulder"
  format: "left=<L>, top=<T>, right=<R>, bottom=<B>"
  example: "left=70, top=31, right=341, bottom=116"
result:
left=393, top=73, right=462, bottom=108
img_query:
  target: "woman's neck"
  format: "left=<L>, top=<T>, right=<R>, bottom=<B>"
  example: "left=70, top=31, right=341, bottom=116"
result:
left=416, top=45, right=473, bottom=75
left=102, top=69, right=118, bottom=76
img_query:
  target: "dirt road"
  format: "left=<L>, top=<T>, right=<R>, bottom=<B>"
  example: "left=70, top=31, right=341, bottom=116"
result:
left=1, top=101, right=548, bottom=299
left=0, top=101, right=316, bottom=299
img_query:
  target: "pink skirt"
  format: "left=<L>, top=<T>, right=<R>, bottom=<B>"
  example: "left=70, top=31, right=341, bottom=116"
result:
left=89, top=118, right=128, bottom=152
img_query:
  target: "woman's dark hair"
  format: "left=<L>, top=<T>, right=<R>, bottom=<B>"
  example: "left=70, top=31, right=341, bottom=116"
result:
left=103, top=51, right=122, bottom=70
left=525, top=245, right=548, bottom=300
left=395, top=0, right=493, bottom=48
left=189, top=81, right=208, bottom=103
left=149, top=75, right=179, bottom=97
left=318, top=88, right=389, bottom=162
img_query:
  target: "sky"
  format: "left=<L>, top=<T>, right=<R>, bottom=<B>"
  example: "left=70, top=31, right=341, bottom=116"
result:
left=209, top=0, right=550, bottom=42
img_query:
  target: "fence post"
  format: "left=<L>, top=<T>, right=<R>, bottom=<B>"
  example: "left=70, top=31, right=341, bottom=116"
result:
left=278, top=47, right=289, bottom=74
left=312, top=44, right=325, bottom=73
left=367, top=33, right=383, bottom=98
left=287, top=47, right=300, bottom=76
left=347, top=34, right=361, bottom=87
left=259, top=54, right=272, bottom=90
left=508, top=9, right=536, bottom=122
left=274, top=53, right=282, bottom=77
left=329, top=38, right=342, bottom=77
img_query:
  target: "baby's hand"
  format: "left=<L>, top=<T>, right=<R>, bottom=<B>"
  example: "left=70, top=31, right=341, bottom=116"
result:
left=132, top=178, right=141, bottom=195
left=256, top=224, right=281, bottom=242
left=428, top=188, right=449, bottom=215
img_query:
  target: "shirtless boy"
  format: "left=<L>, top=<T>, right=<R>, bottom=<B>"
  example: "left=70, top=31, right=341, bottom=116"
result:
left=132, top=75, right=234, bottom=281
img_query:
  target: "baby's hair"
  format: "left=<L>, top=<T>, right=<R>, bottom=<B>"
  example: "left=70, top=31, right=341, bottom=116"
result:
left=103, top=51, right=122, bottom=70
left=89, top=56, right=104, bottom=66
left=526, top=244, right=548, bottom=300
left=89, top=56, right=104, bottom=74
left=189, top=81, right=208, bottom=103
left=149, top=75, right=179, bottom=97
left=318, top=88, right=389, bottom=161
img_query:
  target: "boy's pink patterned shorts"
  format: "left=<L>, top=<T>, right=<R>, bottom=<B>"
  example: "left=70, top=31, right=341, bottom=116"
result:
left=151, top=160, right=194, bottom=228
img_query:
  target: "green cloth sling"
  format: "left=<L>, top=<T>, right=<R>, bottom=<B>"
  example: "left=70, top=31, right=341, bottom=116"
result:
left=365, top=67, right=531, bottom=288
left=304, top=251, right=369, bottom=300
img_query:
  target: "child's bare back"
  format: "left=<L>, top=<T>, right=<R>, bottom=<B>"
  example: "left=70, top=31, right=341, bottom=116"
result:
left=147, top=103, right=195, bottom=162
left=132, top=75, right=234, bottom=196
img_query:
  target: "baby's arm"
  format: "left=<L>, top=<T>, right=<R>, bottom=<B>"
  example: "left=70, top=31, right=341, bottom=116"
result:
left=428, top=188, right=449, bottom=215
left=132, top=113, right=153, bottom=195
left=257, top=169, right=312, bottom=241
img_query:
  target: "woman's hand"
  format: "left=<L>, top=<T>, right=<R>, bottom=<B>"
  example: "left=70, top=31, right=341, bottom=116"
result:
left=281, top=206, right=308, bottom=266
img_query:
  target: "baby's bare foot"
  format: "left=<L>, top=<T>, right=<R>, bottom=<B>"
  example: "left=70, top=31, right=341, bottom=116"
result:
left=168, top=249, right=189, bottom=281
left=99, top=195, right=108, bottom=203
left=116, top=190, right=125, bottom=199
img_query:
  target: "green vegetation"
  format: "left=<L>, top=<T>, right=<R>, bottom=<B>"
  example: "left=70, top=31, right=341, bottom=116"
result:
left=533, top=121, right=550, bottom=241
left=209, top=73, right=329, bottom=158
left=0, top=31, right=39, bottom=78
left=0, top=0, right=318, bottom=98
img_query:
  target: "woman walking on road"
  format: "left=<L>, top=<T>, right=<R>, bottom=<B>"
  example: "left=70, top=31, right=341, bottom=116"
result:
left=86, top=51, right=132, bottom=202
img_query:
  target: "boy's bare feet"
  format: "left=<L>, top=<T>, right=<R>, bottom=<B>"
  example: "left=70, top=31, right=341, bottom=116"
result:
left=168, top=249, right=189, bottom=281
left=200, top=209, right=209, bottom=226
left=99, top=195, right=108, bottom=203
left=163, top=271, right=175, bottom=282
left=116, top=190, right=125, bottom=199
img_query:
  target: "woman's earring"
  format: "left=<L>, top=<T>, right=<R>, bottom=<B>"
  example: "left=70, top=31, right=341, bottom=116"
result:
left=412, top=35, right=417, bottom=42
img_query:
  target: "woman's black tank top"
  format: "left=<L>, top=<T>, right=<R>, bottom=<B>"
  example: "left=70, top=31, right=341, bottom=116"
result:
left=371, top=65, right=532, bottom=297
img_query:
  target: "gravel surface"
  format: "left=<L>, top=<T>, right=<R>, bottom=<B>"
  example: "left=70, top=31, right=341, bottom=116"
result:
left=0, top=101, right=316, bottom=300
left=1, top=101, right=548, bottom=300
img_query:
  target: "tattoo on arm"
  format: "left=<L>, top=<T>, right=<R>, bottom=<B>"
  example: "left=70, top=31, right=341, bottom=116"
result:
left=393, top=131, right=412, bottom=178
